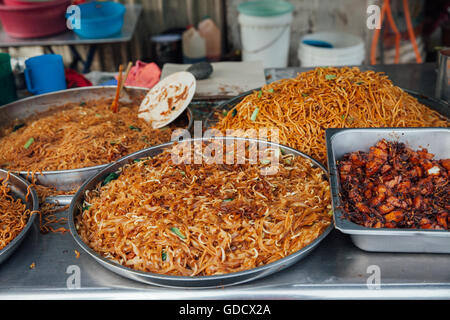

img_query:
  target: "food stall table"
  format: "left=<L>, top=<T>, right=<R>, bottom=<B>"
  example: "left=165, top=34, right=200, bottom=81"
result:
left=0, top=4, right=142, bottom=73
left=0, top=63, right=449, bottom=300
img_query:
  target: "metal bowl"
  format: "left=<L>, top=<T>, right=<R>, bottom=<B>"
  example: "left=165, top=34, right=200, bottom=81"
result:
left=204, top=88, right=450, bottom=129
left=0, top=86, right=194, bottom=191
left=68, top=137, right=333, bottom=288
left=0, top=169, right=39, bottom=264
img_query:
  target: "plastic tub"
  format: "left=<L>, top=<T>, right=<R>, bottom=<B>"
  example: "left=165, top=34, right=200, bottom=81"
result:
left=238, top=0, right=294, bottom=68
left=298, top=32, right=365, bottom=67
left=73, top=1, right=126, bottom=39
left=0, top=0, right=70, bottom=39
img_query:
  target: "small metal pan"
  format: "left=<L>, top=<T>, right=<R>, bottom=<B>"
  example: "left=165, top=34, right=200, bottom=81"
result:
left=67, top=137, right=333, bottom=288
left=0, top=169, right=39, bottom=264
left=326, top=127, right=450, bottom=253
left=0, top=86, right=194, bottom=191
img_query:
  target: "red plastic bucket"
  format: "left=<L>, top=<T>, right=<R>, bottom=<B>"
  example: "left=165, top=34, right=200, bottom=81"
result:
left=0, top=0, right=70, bottom=39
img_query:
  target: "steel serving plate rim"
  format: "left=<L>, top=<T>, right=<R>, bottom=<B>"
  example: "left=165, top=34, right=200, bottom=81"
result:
left=0, top=169, right=39, bottom=262
left=0, top=85, right=150, bottom=109
left=67, top=136, right=334, bottom=288
left=326, top=127, right=450, bottom=237
left=0, top=86, right=194, bottom=178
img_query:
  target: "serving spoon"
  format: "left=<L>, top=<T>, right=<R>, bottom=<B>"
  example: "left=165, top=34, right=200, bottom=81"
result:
left=111, top=67, right=196, bottom=129
left=137, top=71, right=196, bottom=129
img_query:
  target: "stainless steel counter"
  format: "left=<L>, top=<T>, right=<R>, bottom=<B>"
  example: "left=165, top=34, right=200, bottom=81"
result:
left=1, top=63, right=449, bottom=300
left=2, top=223, right=450, bottom=299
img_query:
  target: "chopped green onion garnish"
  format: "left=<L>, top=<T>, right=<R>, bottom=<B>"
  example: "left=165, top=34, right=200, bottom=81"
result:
left=250, top=107, right=259, bottom=121
left=325, top=74, right=336, bottom=80
left=82, top=204, right=91, bottom=212
left=356, top=81, right=365, bottom=85
left=12, top=123, right=25, bottom=132
left=133, top=158, right=145, bottom=163
left=257, top=90, right=262, bottom=98
left=102, top=172, right=119, bottom=186
left=279, top=148, right=286, bottom=155
left=179, top=170, right=186, bottom=176
left=24, top=137, right=34, bottom=149
left=79, top=101, right=86, bottom=106
left=141, top=136, right=149, bottom=144
left=161, top=250, right=167, bottom=261
left=302, top=93, right=309, bottom=97
left=223, top=198, right=233, bottom=202
left=232, top=109, right=237, bottom=117
left=129, top=125, right=141, bottom=132
left=260, top=159, right=271, bottom=164
left=222, top=109, right=228, bottom=116
left=170, top=227, right=186, bottom=239
left=267, top=88, right=274, bottom=93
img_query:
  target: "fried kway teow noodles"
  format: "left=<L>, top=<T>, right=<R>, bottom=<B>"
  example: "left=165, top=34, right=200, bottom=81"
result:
left=76, top=141, right=332, bottom=276
left=0, top=98, right=185, bottom=172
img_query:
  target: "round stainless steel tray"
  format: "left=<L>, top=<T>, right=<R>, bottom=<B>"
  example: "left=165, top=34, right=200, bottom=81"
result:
left=68, top=136, right=333, bottom=288
left=0, top=169, right=39, bottom=264
left=0, top=86, right=194, bottom=191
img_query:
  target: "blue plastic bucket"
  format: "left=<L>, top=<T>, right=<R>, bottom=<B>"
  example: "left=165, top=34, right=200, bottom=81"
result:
left=73, top=1, right=126, bottom=39
left=24, top=54, right=67, bottom=95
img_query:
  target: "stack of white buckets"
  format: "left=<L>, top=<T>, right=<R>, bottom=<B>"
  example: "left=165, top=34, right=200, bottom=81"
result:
left=238, top=0, right=365, bottom=68
left=298, top=32, right=365, bottom=67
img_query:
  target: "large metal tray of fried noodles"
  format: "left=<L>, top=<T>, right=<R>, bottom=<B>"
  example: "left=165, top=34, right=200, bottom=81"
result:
left=0, top=86, right=194, bottom=191
left=68, top=137, right=333, bottom=288
left=204, top=88, right=450, bottom=130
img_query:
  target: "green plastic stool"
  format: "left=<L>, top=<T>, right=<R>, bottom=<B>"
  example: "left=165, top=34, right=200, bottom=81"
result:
left=0, top=53, right=17, bottom=106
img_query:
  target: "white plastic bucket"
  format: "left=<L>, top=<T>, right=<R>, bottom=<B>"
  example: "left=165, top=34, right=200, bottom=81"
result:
left=298, top=32, right=365, bottom=67
left=238, top=1, right=294, bottom=68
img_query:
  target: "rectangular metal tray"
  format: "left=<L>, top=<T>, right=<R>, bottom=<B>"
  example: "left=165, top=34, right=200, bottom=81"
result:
left=326, top=127, right=450, bottom=253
